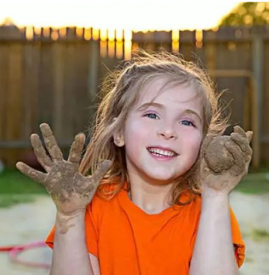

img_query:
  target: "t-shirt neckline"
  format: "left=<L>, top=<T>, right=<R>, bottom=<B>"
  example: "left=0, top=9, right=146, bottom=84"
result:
left=118, top=187, right=181, bottom=221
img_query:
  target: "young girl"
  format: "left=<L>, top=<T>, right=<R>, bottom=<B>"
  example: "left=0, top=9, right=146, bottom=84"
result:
left=16, top=52, right=252, bottom=275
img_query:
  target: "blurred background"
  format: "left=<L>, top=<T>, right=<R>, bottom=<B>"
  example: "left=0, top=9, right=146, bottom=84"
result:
left=0, top=1, right=268, bottom=275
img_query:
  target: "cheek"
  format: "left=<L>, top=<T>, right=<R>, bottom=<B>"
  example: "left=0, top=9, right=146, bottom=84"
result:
left=183, top=133, right=202, bottom=157
left=124, top=117, right=151, bottom=141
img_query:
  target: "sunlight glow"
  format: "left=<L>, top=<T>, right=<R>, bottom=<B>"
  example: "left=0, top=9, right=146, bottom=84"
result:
left=172, top=30, right=179, bottom=53
left=0, top=0, right=243, bottom=60
left=43, top=28, right=50, bottom=38
left=92, top=29, right=100, bottom=40
left=108, top=29, right=115, bottom=41
left=84, top=28, right=91, bottom=40
left=59, top=28, right=67, bottom=38
left=100, top=41, right=107, bottom=58
left=51, top=29, right=59, bottom=41
left=76, top=27, right=84, bottom=38
left=26, top=26, right=33, bottom=40
left=195, top=30, right=203, bottom=48
left=100, top=29, right=107, bottom=41
left=116, top=29, right=123, bottom=42
left=0, top=0, right=242, bottom=31
left=35, top=27, right=41, bottom=36
left=116, top=41, right=123, bottom=59
left=108, top=41, right=115, bottom=58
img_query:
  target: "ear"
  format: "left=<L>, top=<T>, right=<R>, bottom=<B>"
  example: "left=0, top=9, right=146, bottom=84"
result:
left=112, top=117, right=125, bottom=147
left=113, top=132, right=125, bottom=147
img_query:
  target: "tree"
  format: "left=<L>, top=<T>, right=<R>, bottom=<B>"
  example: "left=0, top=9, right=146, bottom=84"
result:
left=220, top=2, right=269, bottom=26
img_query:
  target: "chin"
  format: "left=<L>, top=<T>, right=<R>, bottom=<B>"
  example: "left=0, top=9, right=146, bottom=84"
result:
left=144, top=172, right=177, bottom=185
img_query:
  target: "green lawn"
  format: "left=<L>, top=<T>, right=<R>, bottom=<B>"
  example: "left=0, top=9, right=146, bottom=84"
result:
left=0, top=168, right=47, bottom=207
left=235, top=172, right=269, bottom=194
left=0, top=168, right=268, bottom=208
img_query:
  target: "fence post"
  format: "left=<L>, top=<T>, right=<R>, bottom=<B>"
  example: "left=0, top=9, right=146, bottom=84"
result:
left=251, top=27, right=263, bottom=168
left=88, top=38, right=99, bottom=117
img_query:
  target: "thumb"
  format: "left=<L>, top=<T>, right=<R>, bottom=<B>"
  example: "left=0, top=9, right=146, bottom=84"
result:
left=87, top=160, right=112, bottom=190
left=246, top=131, right=253, bottom=143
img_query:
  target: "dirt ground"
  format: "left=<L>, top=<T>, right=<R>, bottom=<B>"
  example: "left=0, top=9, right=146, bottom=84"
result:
left=0, top=192, right=268, bottom=275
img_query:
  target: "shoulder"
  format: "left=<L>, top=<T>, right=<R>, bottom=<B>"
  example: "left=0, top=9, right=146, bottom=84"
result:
left=177, top=191, right=202, bottom=214
left=86, top=182, right=123, bottom=225
left=86, top=191, right=114, bottom=220
left=181, top=193, right=202, bottom=223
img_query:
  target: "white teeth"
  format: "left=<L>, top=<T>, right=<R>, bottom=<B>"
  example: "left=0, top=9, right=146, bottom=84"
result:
left=148, top=148, right=176, bottom=157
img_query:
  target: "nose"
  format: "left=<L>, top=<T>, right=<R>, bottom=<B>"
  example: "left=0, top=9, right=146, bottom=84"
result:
left=157, top=125, right=178, bottom=140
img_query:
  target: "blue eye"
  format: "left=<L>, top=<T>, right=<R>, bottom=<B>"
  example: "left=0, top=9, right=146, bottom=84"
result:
left=145, top=113, right=159, bottom=119
left=181, top=120, right=195, bottom=127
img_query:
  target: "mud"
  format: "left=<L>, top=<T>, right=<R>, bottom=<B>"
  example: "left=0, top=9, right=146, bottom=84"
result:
left=204, top=135, right=235, bottom=173
left=57, top=215, right=75, bottom=234
left=202, top=126, right=253, bottom=177
left=16, top=123, right=111, bottom=218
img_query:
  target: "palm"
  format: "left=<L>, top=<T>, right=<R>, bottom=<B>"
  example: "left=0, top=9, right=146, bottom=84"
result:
left=200, top=158, right=243, bottom=193
left=200, top=126, right=253, bottom=194
left=16, top=123, right=111, bottom=215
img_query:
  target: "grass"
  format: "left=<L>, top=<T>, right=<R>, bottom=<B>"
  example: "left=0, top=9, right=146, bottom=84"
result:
left=251, top=229, right=269, bottom=241
left=0, top=168, right=47, bottom=207
left=234, top=172, right=269, bottom=194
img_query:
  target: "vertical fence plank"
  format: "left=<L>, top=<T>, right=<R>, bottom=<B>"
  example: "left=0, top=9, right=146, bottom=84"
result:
left=261, top=40, right=269, bottom=158
left=38, top=43, right=54, bottom=127
left=52, top=41, right=65, bottom=140
left=73, top=42, right=91, bottom=134
left=0, top=44, right=8, bottom=140
left=252, top=28, right=264, bottom=163
left=6, top=44, right=23, bottom=141
left=22, top=42, right=40, bottom=139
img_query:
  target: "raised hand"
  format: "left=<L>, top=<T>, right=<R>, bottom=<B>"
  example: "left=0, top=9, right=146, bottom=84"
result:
left=200, top=126, right=253, bottom=195
left=16, top=123, right=111, bottom=216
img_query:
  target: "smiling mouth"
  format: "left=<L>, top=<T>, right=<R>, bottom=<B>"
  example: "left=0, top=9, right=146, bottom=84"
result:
left=147, top=147, right=178, bottom=157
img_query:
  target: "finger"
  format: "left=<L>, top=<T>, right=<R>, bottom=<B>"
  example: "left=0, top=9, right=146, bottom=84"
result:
left=61, top=189, right=69, bottom=199
left=224, top=141, right=245, bottom=174
left=88, top=160, right=112, bottom=190
left=233, top=125, right=247, bottom=138
left=40, top=123, right=63, bottom=161
left=230, top=133, right=253, bottom=163
left=230, top=133, right=252, bottom=156
left=246, top=131, right=253, bottom=143
left=68, top=133, right=85, bottom=164
left=200, top=134, right=214, bottom=155
left=31, top=134, right=53, bottom=171
left=16, top=162, right=47, bottom=185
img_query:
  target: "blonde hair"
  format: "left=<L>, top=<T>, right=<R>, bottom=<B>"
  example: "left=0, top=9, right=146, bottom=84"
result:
left=80, top=51, right=228, bottom=205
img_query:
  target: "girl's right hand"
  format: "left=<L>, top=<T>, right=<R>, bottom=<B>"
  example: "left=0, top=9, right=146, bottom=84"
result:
left=16, top=123, right=111, bottom=216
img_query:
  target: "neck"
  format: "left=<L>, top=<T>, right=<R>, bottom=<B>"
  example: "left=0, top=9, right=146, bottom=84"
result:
left=128, top=172, right=173, bottom=214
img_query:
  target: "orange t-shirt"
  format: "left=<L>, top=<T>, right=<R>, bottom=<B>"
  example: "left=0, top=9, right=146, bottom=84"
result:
left=46, top=187, right=245, bottom=275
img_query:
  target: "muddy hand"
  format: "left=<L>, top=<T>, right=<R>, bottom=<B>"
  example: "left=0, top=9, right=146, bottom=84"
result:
left=16, top=123, right=111, bottom=215
left=200, top=126, right=253, bottom=194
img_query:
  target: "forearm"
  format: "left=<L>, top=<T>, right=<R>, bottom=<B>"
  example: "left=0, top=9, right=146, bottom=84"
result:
left=50, top=211, right=94, bottom=275
left=189, top=189, right=238, bottom=275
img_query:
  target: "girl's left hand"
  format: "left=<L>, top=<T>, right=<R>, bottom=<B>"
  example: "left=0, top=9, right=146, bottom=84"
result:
left=200, top=126, right=253, bottom=195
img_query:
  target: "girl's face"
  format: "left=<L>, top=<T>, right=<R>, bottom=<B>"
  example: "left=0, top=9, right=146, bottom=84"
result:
left=117, top=78, right=204, bottom=185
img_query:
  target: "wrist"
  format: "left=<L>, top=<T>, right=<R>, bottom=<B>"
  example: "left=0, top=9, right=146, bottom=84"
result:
left=57, top=208, right=86, bottom=219
left=56, top=210, right=86, bottom=234
left=201, top=188, right=230, bottom=215
left=201, top=186, right=230, bottom=201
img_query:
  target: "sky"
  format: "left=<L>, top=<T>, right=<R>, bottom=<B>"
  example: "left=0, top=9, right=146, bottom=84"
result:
left=0, top=0, right=243, bottom=31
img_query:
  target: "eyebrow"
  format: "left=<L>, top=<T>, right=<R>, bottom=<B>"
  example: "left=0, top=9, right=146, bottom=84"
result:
left=136, top=102, right=202, bottom=122
left=136, top=102, right=164, bottom=111
left=183, top=109, right=202, bottom=122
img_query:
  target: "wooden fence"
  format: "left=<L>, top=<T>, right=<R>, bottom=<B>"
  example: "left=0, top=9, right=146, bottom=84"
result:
left=0, top=25, right=268, bottom=167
